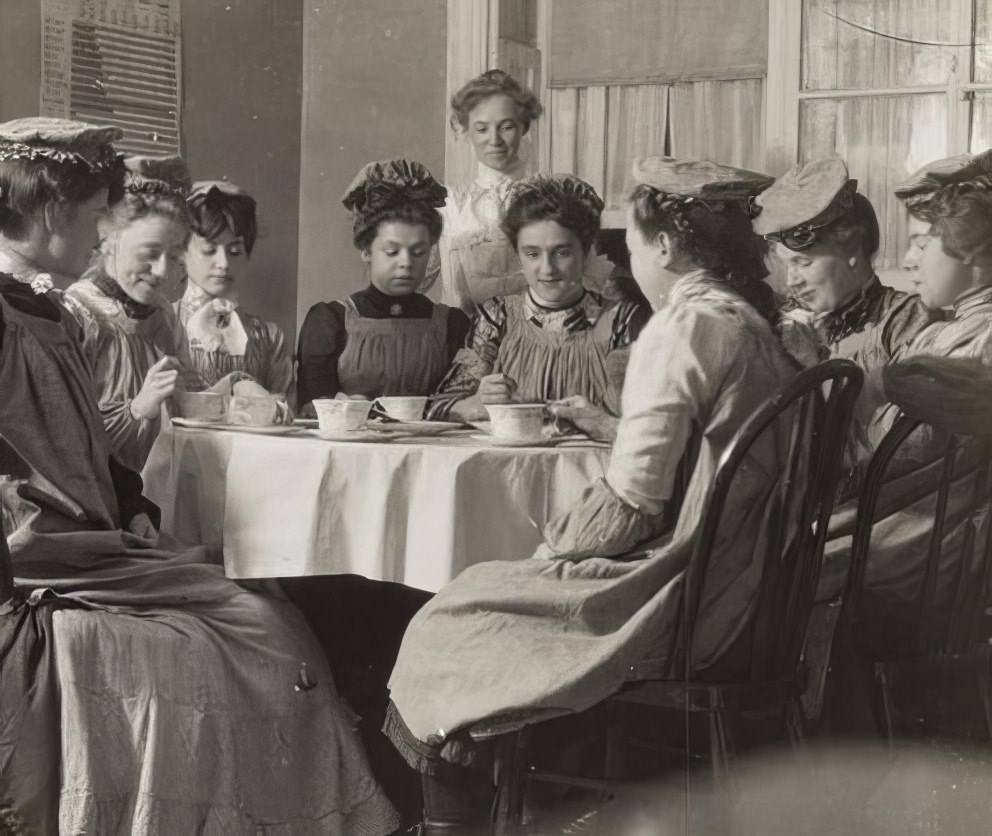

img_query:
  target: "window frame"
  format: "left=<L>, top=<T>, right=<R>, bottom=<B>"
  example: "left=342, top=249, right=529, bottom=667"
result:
left=764, top=0, right=992, bottom=175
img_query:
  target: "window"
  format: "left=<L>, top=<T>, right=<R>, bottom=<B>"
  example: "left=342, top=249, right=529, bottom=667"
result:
left=767, top=0, right=992, bottom=270
left=537, top=0, right=767, bottom=226
left=41, top=0, right=182, bottom=155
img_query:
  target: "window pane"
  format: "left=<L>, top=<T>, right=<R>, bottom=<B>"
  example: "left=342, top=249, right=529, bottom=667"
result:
left=976, top=0, right=992, bottom=83
left=802, top=0, right=963, bottom=91
left=972, top=93, right=992, bottom=153
left=800, top=95, right=948, bottom=270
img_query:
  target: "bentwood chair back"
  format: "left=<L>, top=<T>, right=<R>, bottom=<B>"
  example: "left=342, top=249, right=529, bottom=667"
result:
left=845, top=415, right=992, bottom=739
left=474, top=359, right=864, bottom=834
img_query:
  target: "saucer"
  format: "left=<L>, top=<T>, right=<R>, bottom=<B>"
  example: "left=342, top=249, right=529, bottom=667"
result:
left=469, top=433, right=556, bottom=448
left=172, top=417, right=222, bottom=428
left=370, top=419, right=465, bottom=435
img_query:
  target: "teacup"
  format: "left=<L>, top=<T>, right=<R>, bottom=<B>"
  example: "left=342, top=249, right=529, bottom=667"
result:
left=375, top=396, right=427, bottom=422
left=484, top=403, right=545, bottom=440
left=228, top=393, right=282, bottom=426
left=175, top=391, right=228, bottom=422
left=313, top=398, right=373, bottom=435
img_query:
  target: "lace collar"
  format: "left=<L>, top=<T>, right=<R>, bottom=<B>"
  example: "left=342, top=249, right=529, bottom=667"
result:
left=473, top=160, right=526, bottom=191
left=0, top=249, right=71, bottom=294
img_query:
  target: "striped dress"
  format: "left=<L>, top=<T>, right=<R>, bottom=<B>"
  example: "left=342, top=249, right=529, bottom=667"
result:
left=175, top=283, right=293, bottom=397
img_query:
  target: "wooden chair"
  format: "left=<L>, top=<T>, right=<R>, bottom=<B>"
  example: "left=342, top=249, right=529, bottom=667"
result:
left=844, top=415, right=992, bottom=742
left=470, top=359, right=864, bottom=834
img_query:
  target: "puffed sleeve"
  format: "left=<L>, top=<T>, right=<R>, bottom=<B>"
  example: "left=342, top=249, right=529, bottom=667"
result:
left=427, top=297, right=507, bottom=420
left=536, top=304, right=739, bottom=561
left=607, top=304, right=738, bottom=514
left=296, top=301, right=347, bottom=409
left=261, top=320, right=294, bottom=399
left=64, top=296, right=161, bottom=473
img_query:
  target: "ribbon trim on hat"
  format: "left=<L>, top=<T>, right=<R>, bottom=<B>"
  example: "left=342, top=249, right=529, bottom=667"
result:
left=0, top=140, right=119, bottom=173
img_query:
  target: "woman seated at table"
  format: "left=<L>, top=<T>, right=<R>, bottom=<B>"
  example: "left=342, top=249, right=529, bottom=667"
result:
left=177, top=180, right=294, bottom=396
left=63, top=155, right=203, bottom=472
left=0, top=117, right=397, bottom=834
left=818, top=150, right=992, bottom=657
left=296, top=159, right=471, bottom=412
left=428, top=174, right=651, bottom=423
left=384, top=157, right=798, bottom=829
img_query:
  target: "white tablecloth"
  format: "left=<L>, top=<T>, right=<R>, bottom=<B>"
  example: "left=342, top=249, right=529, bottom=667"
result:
left=143, top=427, right=610, bottom=591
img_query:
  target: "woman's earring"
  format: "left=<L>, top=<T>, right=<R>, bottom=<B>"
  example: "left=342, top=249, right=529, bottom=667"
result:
left=848, top=256, right=857, bottom=269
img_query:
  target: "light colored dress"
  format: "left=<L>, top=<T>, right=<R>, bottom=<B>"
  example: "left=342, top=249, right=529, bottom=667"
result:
left=817, top=285, right=992, bottom=654
left=386, top=270, right=800, bottom=766
left=175, top=281, right=293, bottom=396
left=0, top=270, right=398, bottom=834
left=427, top=162, right=613, bottom=313
left=428, top=289, right=648, bottom=419
left=63, top=273, right=203, bottom=473
left=428, top=161, right=527, bottom=312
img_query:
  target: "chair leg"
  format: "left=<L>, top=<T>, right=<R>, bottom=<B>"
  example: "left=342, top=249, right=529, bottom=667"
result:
left=785, top=697, right=805, bottom=751
left=707, top=710, right=723, bottom=784
left=978, top=650, right=992, bottom=742
left=874, top=663, right=895, bottom=747
left=491, top=730, right=529, bottom=836
left=708, top=709, right=735, bottom=788
left=604, top=700, right=625, bottom=781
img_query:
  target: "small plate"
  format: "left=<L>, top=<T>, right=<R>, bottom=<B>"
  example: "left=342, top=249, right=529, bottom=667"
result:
left=308, top=427, right=412, bottom=442
left=173, top=418, right=299, bottom=435
left=469, top=433, right=557, bottom=448
left=370, top=419, right=465, bottom=435
left=226, top=424, right=302, bottom=435
left=172, top=417, right=225, bottom=428
left=293, top=418, right=319, bottom=427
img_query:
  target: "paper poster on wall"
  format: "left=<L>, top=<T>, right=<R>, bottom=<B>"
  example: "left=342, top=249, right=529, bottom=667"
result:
left=41, top=0, right=182, bottom=154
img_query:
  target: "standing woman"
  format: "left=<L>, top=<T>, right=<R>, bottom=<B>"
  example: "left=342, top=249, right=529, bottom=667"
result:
left=63, top=154, right=201, bottom=472
left=296, top=159, right=470, bottom=412
left=177, top=180, right=294, bottom=396
left=429, top=69, right=542, bottom=312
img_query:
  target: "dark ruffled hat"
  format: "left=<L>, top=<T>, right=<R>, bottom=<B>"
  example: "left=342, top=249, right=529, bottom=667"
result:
left=189, top=179, right=249, bottom=200
left=751, top=157, right=857, bottom=250
left=632, top=156, right=773, bottom=203
left=0, top=117, right=121, bottom=172
left=342, top=159, right=447, bottom=218
left=507, top=173, right=606, bottom=215
left=895, top=149, right=992, bottom=223
left=122, top=154, right=191, bottom=198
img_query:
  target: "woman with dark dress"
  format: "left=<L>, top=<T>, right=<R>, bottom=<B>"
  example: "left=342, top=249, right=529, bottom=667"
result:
left=296, top=159, right=470, bottom=414
left=0, top=118, right=397, bottom=834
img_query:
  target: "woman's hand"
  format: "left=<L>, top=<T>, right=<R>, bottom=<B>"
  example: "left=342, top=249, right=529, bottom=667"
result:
left=478, top=373, right=517, bottom=405
left=448, top=395, right=488, bottom=423
left=126, top=512, right=159, bottom=545
left=130, top=356, right=182, bottom=420
left=548, top=396, right=619, bottom=443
